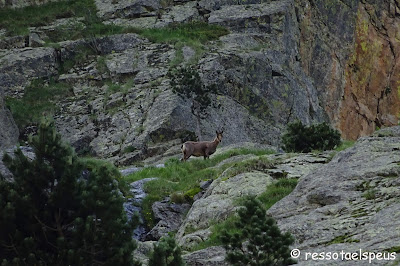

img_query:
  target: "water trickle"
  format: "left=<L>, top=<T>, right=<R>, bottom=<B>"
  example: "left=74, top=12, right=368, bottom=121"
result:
left=120, top=167, right=157, bottom=240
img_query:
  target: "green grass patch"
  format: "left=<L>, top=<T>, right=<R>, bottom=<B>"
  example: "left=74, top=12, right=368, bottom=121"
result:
left=385, top=246, right=400, bottom=253
left=192, top=215, right=241, bottom=251
left=257, top=178, right=298, bottom=210
left=136, top=22, right=229, bottom=65
left=363, top=189, right=377, bottom=200
left=125, top=147, right=275, bottom=227
left=5, top=78, right=73, bottom=131
left=0, top=0, right=96, bottom=36
left=137, top=22, right=228, bottom=45
left=221, top=156, right=274, bottom=180
left=0, top=0, right=138, bottom=41
left=327, top=234, right=360, bottom=245
left=335, top=140, right=356, bottom=152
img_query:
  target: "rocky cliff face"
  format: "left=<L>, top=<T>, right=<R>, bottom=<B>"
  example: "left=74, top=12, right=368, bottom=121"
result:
left=296, top=0, right=400, bottom=140
left=1, top=0, right=400, bottom=161
left=1, top=0, right=328, bottom=164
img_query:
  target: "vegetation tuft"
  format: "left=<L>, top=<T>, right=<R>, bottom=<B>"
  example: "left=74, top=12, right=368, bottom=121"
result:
left=169, top=66, right=217, bottom=117
left=282, top=121, right=342, bottom=153
left=138, top=22, right=229, bottom=45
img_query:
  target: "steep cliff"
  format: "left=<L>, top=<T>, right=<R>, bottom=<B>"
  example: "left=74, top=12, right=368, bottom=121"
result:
left=1, top=0, right=327, bottom=164
left=296, top=0, right=400, bottom=140
left=1, top=0, right=400, bottom=162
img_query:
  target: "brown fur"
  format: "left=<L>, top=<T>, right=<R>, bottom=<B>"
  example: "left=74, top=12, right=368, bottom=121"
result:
left=181, top=130, right=223, bottom=161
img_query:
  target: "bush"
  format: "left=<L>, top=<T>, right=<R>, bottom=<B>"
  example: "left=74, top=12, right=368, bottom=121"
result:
left=148, top=235, right=185, bottom=266
left=282, top=121, right=342, bottom=152
left=220, top=197, right=295, bottom=266
left=0, top=119, right=139, bottom=265
left=169, top=66, right=217, bottom=117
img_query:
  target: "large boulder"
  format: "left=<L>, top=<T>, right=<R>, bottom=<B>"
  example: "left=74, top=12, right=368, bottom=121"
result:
left=175, top=151, right=331, bottom=250
left=145, top=198, right=191, bottom=241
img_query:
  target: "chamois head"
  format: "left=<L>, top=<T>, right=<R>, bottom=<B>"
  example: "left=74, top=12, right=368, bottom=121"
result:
left=216, top=130, right=224, bottom=142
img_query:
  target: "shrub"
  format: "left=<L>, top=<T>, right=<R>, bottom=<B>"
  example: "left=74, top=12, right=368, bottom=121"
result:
left=282, top=121, right=342, bottom=152
left=148, top=235, right=185, bottom=266
left=220, top=197, right=295, bottom=266
left=169, top=66, right=217, bottom=118
left=0, top=119, right=139, bottom=265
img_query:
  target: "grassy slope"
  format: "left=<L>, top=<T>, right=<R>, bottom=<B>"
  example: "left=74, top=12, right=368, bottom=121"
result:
left=125, top=147, right=275, bottom=227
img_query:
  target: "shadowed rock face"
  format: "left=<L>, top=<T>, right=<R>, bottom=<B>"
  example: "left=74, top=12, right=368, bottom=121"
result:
left=268, top=126, right=400, bottom=265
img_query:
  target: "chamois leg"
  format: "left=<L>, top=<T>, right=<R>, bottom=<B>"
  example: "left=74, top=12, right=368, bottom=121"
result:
left=181, top=150, right=191, bottom=162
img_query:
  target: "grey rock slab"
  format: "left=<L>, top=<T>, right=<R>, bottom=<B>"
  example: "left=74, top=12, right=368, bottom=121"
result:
left=268, top=127, right=400, bottom=265
left=0, top=47, right=58, bottom=95
left=176, top=171, right=273, bottom=249
left=95, top=0, right=161, bottom=19
left=208, top=0, right=291, bottom=33
left=183, top=246, right=229, bottom=266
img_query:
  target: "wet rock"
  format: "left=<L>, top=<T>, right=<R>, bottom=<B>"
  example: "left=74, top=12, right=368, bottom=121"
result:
left=124, top=177, right=157, bottom=240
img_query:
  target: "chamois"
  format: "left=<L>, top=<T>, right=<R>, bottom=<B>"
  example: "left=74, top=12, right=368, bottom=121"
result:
left=181, top=130, right=223, bottom=161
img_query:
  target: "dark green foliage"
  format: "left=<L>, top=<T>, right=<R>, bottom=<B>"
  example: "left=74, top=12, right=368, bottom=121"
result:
left=220, top=197, right=295, bottom=266
left=5, top=79, right=73, bottom=133
left=0, top=119, right=139, bottom=265
left=148, top=235, right=185, bottom=266
left=169, top=66, right=217, bottom=117
left=282, top=121, right=342, bottom=153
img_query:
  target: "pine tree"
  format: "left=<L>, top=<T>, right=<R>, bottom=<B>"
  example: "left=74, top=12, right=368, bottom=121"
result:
left=0, top=119, right=139, bottom=265
left=220, top=197, right=295, bottom=266
left=148, top=234, right=185, bottom=266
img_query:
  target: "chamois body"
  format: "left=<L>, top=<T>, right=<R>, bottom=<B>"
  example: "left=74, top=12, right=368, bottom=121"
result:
left=181, top=130, right=223, bottom=161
